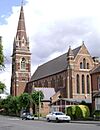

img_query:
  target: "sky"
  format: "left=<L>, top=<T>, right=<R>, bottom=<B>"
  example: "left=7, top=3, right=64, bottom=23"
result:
left=0, top=0, right=100, bottom=93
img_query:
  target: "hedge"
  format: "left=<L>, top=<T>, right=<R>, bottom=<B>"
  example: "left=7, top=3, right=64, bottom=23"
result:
left=65, top=105, right=90, bottom=119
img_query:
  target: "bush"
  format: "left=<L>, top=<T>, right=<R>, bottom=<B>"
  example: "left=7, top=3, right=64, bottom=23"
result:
left=65, top=105, right=90, bottom=120
left=77, top=105, right=90, bottom=119
left=92, top=110, right=100, bottom=117
left=65, top=105, right=76, bottom=119
left=75, top=105, right=83, bottom=119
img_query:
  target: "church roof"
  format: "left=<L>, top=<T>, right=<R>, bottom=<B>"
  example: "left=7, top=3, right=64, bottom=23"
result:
left=91, top=64, right=100, bottom=74
left=31, top=45, right=81, bottom=81
left=93, top=91, right=100, bottom=97
left=34, top=87, right=55, bottom=100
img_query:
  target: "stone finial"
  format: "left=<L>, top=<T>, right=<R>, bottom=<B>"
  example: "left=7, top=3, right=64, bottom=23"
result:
left=82, top=41, right=84, bottom=45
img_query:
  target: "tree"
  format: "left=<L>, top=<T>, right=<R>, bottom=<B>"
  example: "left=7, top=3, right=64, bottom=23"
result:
left=0, top=81, right=6, bottom=93
left=31, top=90, right=44, bottom=105
left=7, top=96, right=20, bottom=115
left=0, top=36, right=5, bottom=94
left=19, top=93, right=31, bottom=111
left=31, top=90, right=44, bottom=116
left=0, top=36, right=4, bottom=70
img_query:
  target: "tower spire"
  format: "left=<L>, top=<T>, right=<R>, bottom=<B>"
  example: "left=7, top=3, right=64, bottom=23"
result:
left=16, top=1, right=27, bottom=40
left=21, top=0, right=24, bottom=6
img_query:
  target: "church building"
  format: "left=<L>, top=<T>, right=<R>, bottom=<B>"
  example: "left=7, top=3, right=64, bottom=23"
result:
left=10, top=4, right=31, bottom=96
left=10, top=3, right=100, bottom=114
left=29, top=43, right=98, bottom=103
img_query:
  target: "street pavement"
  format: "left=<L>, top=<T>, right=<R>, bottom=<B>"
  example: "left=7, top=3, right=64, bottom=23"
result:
left=34, top=116, right=100, bottom=125
left=0, top=115, right=100, bottom=130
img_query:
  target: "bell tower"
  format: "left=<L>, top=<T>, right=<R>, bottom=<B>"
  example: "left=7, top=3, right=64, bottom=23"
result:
left=11, top=3, right=31, bottom=96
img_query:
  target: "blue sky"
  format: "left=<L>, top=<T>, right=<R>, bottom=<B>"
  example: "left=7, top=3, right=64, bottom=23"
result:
left=0, top=0, right=22, bottom=24
left=0, top=0, right=100, bottom=93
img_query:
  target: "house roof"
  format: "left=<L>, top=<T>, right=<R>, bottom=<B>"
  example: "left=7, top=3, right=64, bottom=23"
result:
left=52, top=98, right=92, bottom=104
left=93, top=91, right=100, bottom=97
left=31, top=45, right=81, bottom=81
left=34, top=87, right=56, bottom=100
left=91, top=64, right=100, bottom=74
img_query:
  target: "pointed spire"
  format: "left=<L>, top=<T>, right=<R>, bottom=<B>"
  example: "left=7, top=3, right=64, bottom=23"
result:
left=67, top=46, right=74, bottom=57
left=16, top=2, right=27, bottom=40
left=21, top=0, right=24, bottom=6
left=82, top=41, right=84, bottom=45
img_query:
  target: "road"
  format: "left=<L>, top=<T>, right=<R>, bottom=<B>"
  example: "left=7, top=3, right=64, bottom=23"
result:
left=0, top=115, right=100, bottom=130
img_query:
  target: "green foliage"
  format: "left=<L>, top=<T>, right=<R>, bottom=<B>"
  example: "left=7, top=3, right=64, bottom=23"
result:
left=7, top=96, right=20, bottom=115
left=19, top=93, right=31, bottom=110
left=0, top=37, right=4, bottom=70
left=65, top=105, right=76, bottom=119
left=80, top=105, right=90, bottom=118
left=66, top=105, right=90, bottom=119
left=0, top=81, right=6, bottom=93
left=0, top=95, right=21, bottom=115
left=92, top=110, right=100, bottom=117
left=31, top=90, right=44, bottom=105
left=0, top=91, right=44, bottom=116
left=75, top=105, right=83, bottom=119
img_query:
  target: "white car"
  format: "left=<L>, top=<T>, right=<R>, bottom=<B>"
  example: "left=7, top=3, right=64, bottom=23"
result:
left=46, top=112, right=71, bottom=122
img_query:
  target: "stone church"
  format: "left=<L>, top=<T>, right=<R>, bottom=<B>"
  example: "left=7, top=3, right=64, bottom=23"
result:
left=10, top=4, right=99, bottom=110
left=10, top=4, right=31, bottom=96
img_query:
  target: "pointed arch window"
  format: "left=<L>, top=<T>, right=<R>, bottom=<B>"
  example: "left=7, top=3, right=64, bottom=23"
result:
left=83, top=58, right=86, bottom=69
left=59, top=75, right=63, bottom=87
left=82, top=75, right=85, bottom=93
left=76, top=74, right=80, bottom=93
left=38, top=81, right=42, bottom=87
left=87, top=75, right=90, bottom=93
left=51, top=78, right=55, bottom=88
left=21, top=57, right=26, bottom=70
left=97, top=76, right=100, bottom=91
left=44, top=80, right=48, bottom=87
left=87, top=63, right=89, bottom=69
left=80, top=62, right=83, bottom=69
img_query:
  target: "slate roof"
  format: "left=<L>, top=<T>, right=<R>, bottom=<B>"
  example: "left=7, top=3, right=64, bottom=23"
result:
left=91, top=64, right=100, bottom=74
left=93, top=91, right=100, bottom=97
left=34, top=87, right=55, bottom=100
left=52, top=98, right=92, bottom=104
left=31, top=45, right=81, bottom=81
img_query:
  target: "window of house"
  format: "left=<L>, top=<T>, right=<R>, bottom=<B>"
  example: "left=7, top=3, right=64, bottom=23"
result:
left=97, top=76, right=100, bottom=91
left=87, top=75, right=90, bottom=93
left=76, top=74, right=80, bottom=93
left=51, top=78, right=55, bottom=88
left=44, top=80, right=48, bottom=87
left=82, top=75, right=85, bottom=93
left=21, top=57, right=26, bottom=70
left=83, top=58, right=86, bottom=69
left=95, top=98, right=100, bottom=110
left=59, top=75, right=63, bottom=87
left=80, top=62, right=83, bottom=69
left=38, top=81, right=42, bottom=87
left=87, top=63, right=89, bottom=69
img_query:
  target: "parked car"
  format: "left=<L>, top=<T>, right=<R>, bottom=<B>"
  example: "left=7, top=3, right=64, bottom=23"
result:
left=46, top=111, right=71, bottom=122
left=22, top=112, right=34, bottom=120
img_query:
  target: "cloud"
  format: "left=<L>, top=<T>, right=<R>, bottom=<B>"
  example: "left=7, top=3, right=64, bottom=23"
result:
left=0, top=0, right=100, bottom=93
